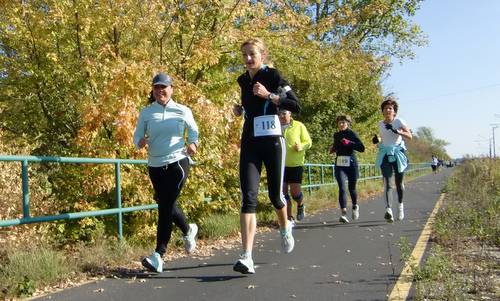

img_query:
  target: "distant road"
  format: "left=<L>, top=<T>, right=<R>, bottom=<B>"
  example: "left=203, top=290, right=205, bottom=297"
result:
left=34, top=169, right=452, bottom=301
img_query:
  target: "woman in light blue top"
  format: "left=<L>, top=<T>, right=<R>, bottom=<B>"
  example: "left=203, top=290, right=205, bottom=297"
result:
left=133, top=72, right=199, bottom=273
left=373, top=95, right=412, bottom=223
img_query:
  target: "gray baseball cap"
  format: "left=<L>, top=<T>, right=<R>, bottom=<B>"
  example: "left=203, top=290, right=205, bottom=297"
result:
left=152, top=72, right=173, bottom=86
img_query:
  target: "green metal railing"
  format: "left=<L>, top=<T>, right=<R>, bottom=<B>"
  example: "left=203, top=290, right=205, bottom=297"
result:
left=0, top=155, right=429, bottom=240
left=0, top=155, right=150, bottom=240
left=302, top=162, right=429, bottom=194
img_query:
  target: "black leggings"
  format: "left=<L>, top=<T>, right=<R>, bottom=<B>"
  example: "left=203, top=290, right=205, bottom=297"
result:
left=239, top=136, right=286, bottom=213
left=380, top=156, right=405, bottom=208
left=148, top=157, right=190, bottom=256
left=334, top=165, right=359, bottom=209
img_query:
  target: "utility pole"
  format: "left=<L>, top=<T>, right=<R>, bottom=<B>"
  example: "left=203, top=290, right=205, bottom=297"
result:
left=493, top=126, right=497, bottom=158
left=490, top=138, right=493, bottom=158
left=491, top=123, right=500, bottom=158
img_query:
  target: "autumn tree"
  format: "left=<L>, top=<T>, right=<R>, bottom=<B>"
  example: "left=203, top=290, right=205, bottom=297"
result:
left=406, top=126, right=450, bottom=162
left=0, top=0, right=428, bottom=240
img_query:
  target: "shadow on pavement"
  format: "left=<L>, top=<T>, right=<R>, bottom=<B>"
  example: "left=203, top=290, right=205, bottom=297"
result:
left=293, top=219, right=388, bottom=230
left=110, top=262, right=255, bottom=282
left=148, top=275, right=248, bottom=282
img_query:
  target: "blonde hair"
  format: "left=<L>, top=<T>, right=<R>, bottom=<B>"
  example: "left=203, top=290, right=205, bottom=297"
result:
left=240, top=38, right=274, bottom=67
left=241, top=38, right=267, bottom=54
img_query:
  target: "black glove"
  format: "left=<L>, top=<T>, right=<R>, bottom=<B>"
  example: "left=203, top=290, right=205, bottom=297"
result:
left=372, top=134, right=380, bottom=144
left=385, top=123, right=398, bottom=134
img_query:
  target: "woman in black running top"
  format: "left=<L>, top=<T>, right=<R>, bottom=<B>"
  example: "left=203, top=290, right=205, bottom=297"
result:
left=329, top=115, right=365, bottom=224
left=232, top=38, right=300, bottom=274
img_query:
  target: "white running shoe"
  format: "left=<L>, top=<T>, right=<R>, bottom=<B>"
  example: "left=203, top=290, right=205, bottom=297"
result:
left=384, top=207, right=394, bottom=223
left=183, top=223, right=198, bottom=254
left=352, top=205, right=359, bottom=221
left=281, top=222, right=295, bottom=254
left=233, top=254, right=255, bottom=274
left=339, top=215, right=349, bottom=224
left=397, top=203, right=404, bottom=221
left=141, top=251, right=163, bottom=273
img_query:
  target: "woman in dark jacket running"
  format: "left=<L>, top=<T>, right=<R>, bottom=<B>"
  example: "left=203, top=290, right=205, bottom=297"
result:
left=232, top=38, right=300, bottom=274
left=329, top=115, right=365, bottom=223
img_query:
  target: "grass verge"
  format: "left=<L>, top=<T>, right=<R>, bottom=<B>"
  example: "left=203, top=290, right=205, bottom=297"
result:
left=0, top=247, right=72, bottom=298
left=399, top=158, right=499, bottom=300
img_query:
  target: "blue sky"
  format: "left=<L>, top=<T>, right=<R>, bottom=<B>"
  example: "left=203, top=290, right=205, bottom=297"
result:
left=382, top=0, right=500, bottom=158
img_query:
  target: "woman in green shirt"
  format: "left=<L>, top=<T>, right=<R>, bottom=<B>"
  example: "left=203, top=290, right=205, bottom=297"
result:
left=279, top=109, right=312, bottom=222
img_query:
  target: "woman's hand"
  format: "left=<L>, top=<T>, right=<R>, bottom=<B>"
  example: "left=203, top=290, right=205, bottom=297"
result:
left=328, top=145, right=335, bottom=154
left=233, top=104, right=243, bottom=116
left=186, top=143, right=197, bottom=156
left=385, top=123, right=398, bottom=134
left=341, top=138, right=351, bottom=145
left=138, top=137, right=148, bottom=149
left=252, top=82, right=270, bottom=99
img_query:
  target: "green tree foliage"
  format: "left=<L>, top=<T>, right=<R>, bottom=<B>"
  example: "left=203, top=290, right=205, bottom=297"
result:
left=257, top=0, right=428, bottom=163
left=415, top=127, right=449, bottom=150
left=0, top=0, right=429, bottom=241
left=406, top=126, right=450, bottom=162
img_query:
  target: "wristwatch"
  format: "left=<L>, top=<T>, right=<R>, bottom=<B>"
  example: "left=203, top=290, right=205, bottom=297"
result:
left=268, top=93, right=277, bottom=100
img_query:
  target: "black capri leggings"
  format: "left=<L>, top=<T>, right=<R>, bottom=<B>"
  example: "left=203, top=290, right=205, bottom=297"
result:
left=239, top=136, right=286, bottom=213
left=148, top=157, right=190, bottom=256
left=334, top=165, right=359, bottom=209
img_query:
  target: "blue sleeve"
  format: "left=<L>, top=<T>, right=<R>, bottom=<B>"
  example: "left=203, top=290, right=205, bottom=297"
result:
left=133, top=110, right=146, bottom=149
left=184, top=108, right=199, bottom=146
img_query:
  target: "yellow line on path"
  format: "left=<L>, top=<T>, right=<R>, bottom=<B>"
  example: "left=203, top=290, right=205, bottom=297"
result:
left=388, top=193, right=446, bottom=301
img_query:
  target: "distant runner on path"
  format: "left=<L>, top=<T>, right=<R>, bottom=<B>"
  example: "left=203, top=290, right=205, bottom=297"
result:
left=431, top=155, right=439, bottom=174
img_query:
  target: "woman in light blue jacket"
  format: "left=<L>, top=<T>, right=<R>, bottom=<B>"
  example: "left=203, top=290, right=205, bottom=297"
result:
left=374, top=96, right=412, bottom=223
left=133, top=72, right=199, bottom=273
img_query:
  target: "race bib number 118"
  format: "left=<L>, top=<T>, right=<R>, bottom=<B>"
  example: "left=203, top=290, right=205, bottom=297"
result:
left=254, top=115, right=282, bottom=137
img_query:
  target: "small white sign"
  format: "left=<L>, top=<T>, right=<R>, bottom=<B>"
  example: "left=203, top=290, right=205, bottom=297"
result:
left=254, top=115, right=281, bottom=137
left=336, top=156, right=351, bottom=167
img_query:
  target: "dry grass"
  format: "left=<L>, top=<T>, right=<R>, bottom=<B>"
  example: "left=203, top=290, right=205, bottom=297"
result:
left=409, top=159, right=500, bottom=300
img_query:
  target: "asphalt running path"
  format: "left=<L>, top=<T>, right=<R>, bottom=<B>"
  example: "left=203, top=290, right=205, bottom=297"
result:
left=34, top=169, right=452, bottom=301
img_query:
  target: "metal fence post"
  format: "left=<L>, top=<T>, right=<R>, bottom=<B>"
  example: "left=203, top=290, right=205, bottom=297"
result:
left=21, top=160, right=30, bottom=218
left=307, top=165, right=312, bottom=195
left=115, top=162, right=123, bottom=240
left=320, top=165, right=324, bottom=184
